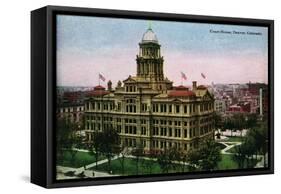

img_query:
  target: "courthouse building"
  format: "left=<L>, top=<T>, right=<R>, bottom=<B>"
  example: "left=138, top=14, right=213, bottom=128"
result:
left=84, top=26, right=215, bottom=153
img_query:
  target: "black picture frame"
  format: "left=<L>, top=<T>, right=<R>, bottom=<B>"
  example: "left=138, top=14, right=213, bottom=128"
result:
left=31, top=5, right=274, bottom=188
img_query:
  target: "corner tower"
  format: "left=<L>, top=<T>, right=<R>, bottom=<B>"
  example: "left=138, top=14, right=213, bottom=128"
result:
left=136, top=25, right=164, bottom=81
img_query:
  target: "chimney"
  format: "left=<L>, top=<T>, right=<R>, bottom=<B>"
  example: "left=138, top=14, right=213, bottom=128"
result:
left=192, top=81, right=197, bottom=91
left=107, top=80, right=112, bottom=91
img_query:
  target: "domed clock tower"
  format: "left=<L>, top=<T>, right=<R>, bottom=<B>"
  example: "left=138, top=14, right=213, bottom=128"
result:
left=136, top=26, right=164, bottom=81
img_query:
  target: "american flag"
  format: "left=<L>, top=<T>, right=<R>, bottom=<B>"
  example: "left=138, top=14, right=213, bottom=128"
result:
left=201, top=73, right=206, bottom=79
left=99, top=73, right=106, bottom=81
left=181, top=72, right=187, bottom=80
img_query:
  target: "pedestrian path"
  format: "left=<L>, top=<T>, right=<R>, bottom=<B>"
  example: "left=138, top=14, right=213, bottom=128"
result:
left=220, top=142, right=242, bottom=155
left=84, top=155, right=121, bottom=169
left=218, top=140, right=266, bottom=168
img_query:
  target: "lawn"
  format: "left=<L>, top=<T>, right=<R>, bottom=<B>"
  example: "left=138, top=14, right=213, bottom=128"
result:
left=57, top=150, right=106, bottom=168
left=217, top=154, right=259, bottom=170
left=227, top=145, right=239, bottom=153
left=96, top=155, right=242, bottom=175
left=217, top=154, right=239, bottom=170
left=94, top=157, right=189, bottom=176
left=94, top=154, right=256, bottom=175
left=216, top=142, right=227, bottom=150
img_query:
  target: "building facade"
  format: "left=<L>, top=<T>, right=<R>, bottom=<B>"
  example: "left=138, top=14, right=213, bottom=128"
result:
left=57, top=91, right=85, bottom=124
left=84, top=26, right=215, bottom=154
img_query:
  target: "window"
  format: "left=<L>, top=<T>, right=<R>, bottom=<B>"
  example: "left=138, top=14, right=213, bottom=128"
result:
left=141, top=140, right=146, bottom=148
left=117, top=125, right=121, bottom=133
left=160, top=141, right=166, bottom=149
left=141, top=119, right=146, bottom=124
left=169, top=128, right=172, bottom=136
left=160, top=128, right=164, bottom=136
left=126, top=99, right=136, bottom=113
left=153, top=104, right=159, bottom=112
left=141, top=127, right=146, bottom=135
left=184, top=105, right=188, bottom=113
left=169, top=105, right=172, bottom=113
left=160, top=104, right=166, bottom=112
left=175, top=105, right=180, bottom=113
left=175, top=128, right=181, bottom=137
left=169, top=142, right=172, bottom=148
left=117, top=102, right=121, bottom=111
left=184, top=129, right=187, bottom=138
left=175, top=121, right=181, bottom=126
left=141, top=103, right=147, bottom=112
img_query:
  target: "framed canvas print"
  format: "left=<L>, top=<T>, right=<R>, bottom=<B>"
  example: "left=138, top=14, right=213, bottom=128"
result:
left=31, top=5, right=274, bottom=188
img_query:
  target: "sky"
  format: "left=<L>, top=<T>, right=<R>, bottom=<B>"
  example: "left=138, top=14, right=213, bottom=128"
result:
left=56, top=14, right=268, bottom=87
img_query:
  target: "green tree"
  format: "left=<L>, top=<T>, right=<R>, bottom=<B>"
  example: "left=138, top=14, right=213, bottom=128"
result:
left=187, top=147, right=202, bottom=171
left=90, top=131, right=103, bottom=170
left=178, top=150, right=188, bottom=172
left=187, top=140, right=221, bottom=171
left=118, top=146, right=129, bottom=175
left=157, top=148, right=172, bottom=173
left=232, top=113, right=246, bottom=137
left=214, top=112, right=223, bottom=139
left=132, top=144, right=144, bottom=175
left=247, top=123, right=268, bottom=166
left=168, top=147, right=181, bottom=171
left=99, top=127, right=121, bottom=173
left=232, top=121, right=268, bottom=168
left=232, top=145, right=247, bottom=168
left=199, top=140, right=222, bottom=170
left=56, top=118, right=80, bottom=165
left=222, top=117, right=235, bottom=136
left=245, top=113, right=258, bottom=129
left=214, top=112, right=223, bottom=130
left=242, top=136, right=257, bottom=167
left=258, top=123, right=269, bottom=167
left=141, top=152, right=155, bottom=174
